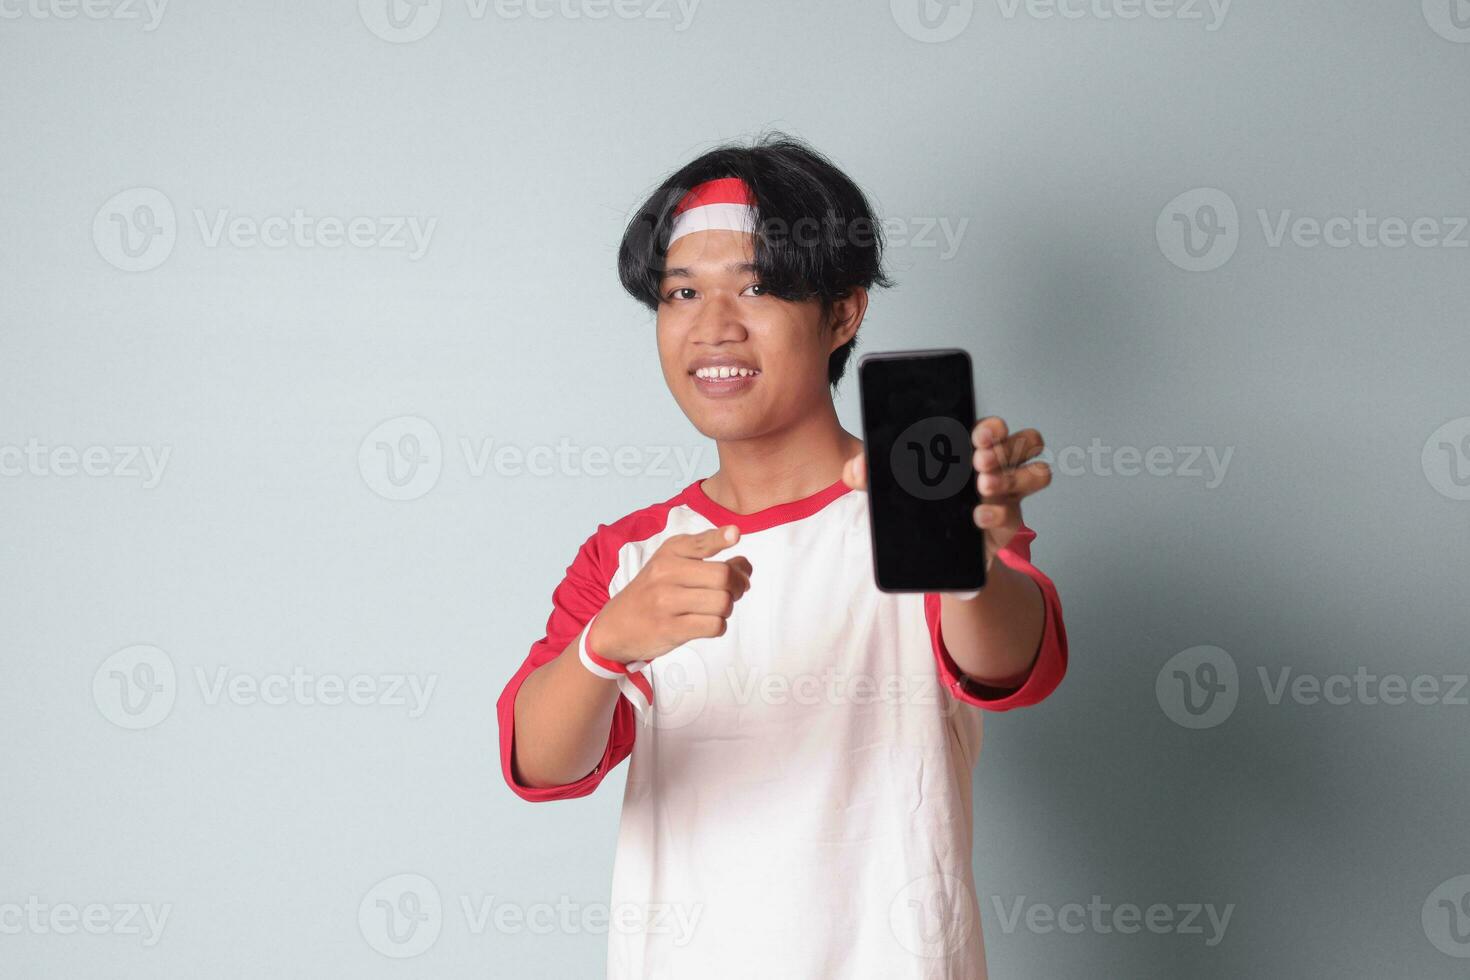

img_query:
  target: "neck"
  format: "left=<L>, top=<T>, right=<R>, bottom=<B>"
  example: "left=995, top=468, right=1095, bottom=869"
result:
left=700, top=399, right=862, bottom=514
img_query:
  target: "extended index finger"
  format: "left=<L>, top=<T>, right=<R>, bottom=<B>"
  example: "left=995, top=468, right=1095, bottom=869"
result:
left=666, top=524, right=741, bottom=559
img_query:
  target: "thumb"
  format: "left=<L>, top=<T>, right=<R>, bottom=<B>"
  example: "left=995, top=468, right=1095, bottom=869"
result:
left=842, top=451, right=867, bottom=492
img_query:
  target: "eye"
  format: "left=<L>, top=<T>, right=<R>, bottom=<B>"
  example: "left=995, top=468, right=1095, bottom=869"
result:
left=742, top=282, right=768, bottom=297
left=666, top=287, right=697, bottom=302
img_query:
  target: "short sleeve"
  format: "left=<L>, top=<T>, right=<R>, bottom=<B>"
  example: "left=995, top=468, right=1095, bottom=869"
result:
left=924, top=523, right=1069, bottom=711
left=496, top=527, right=638, bottom=802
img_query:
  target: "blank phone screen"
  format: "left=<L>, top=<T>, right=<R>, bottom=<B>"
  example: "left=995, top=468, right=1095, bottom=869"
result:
left=858, top=350, right=987, bottom=593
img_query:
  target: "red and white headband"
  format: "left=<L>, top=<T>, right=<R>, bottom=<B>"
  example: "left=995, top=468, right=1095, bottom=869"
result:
left=667, top=177, right=758, bottom=246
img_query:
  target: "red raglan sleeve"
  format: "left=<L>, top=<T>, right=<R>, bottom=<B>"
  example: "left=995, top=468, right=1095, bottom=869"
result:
left=496, top=526, right=638, bottom=802
left=924, top=523, right=1069, bottom=711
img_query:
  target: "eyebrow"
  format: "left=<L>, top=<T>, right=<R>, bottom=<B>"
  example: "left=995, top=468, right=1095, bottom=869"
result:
left=661, top=261, right=759, bottom=281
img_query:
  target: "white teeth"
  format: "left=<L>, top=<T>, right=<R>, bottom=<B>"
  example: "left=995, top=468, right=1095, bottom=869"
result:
left=695, top=367, right=758, bottom=380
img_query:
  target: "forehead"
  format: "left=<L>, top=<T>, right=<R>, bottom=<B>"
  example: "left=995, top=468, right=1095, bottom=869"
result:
left=662, top=229, right=756, bottom=277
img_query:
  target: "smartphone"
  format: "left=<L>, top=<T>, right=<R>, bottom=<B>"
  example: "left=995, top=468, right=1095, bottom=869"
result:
left=857, top=348, right=985, bottom=593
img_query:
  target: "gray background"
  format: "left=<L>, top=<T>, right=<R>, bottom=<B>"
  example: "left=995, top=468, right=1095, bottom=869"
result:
left=3, top=0, right=1469, bottom=976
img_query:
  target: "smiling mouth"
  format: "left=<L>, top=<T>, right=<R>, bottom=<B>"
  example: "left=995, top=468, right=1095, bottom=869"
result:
left=692, top=366, right=760, bottom=380
left=689, top=365, right=760, bottom=398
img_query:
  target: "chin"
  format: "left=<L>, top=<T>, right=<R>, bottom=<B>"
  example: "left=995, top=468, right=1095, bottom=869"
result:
left=688, top=414, right=765, bottom=443
left=677, top=400, right=770, bottom=442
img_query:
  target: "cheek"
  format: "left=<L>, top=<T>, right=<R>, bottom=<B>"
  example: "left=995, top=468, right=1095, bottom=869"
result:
left=655, top=319, right=699, bottom=396
left=654, top=319, right=681, bottom=369
left=751, top=312, right=827, bottom=371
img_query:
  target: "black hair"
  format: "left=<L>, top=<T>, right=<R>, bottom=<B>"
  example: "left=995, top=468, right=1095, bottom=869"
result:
left=617, top=133, right=893, bottom=387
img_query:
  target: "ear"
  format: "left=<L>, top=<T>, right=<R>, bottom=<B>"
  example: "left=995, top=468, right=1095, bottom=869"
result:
left=826, top=287, right=869, bottom=353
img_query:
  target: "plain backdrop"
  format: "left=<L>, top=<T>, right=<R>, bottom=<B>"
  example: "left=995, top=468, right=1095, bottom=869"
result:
left=3, top=0, right=1469, bottom=976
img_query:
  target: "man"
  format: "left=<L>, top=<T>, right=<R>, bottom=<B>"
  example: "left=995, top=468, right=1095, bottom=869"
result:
left=496, top=134, right=1067, bottom=978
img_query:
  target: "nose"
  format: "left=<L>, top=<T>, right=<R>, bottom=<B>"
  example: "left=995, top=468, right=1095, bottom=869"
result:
left=689, top=290, right=748, bottom=346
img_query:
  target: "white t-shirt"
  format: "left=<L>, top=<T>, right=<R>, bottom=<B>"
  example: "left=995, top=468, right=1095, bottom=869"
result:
left=497, top=476, right=1068, bottom=979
